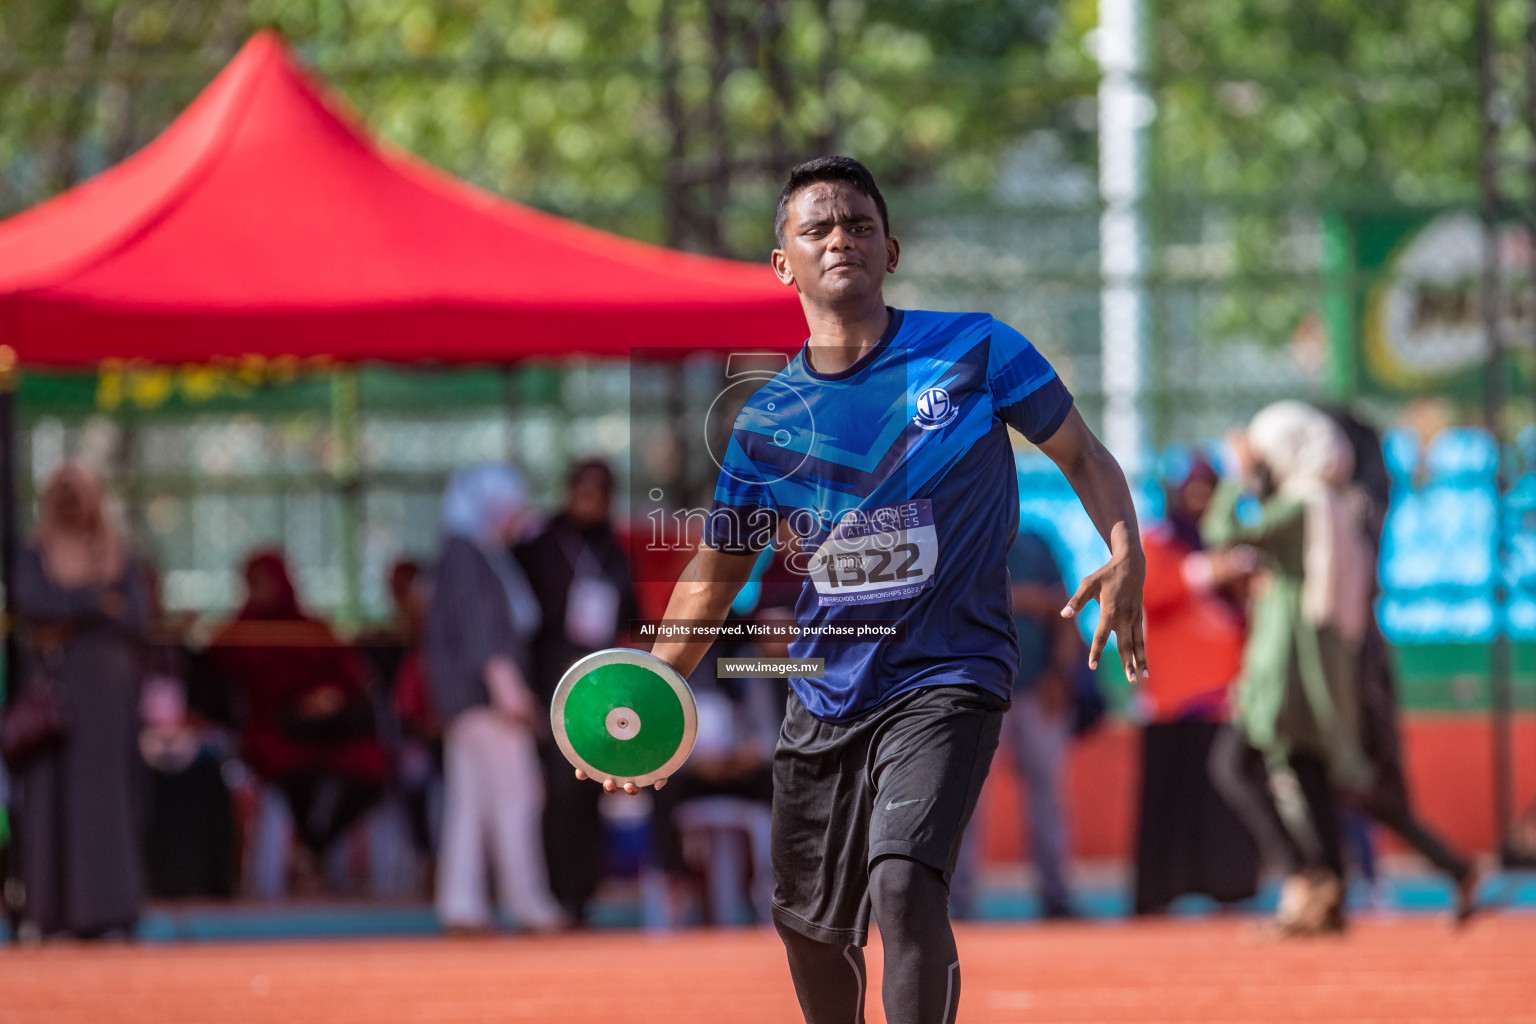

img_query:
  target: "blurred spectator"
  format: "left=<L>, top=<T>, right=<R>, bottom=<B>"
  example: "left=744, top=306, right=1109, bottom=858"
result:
left=357, top=558, right=440, bottom=896
left=1340, top=810, right=1384, bottom=910
left=426, top=464, right=565, bottom=932
left=1325, top=407, right=1482, bottom=920
left=10, top=464, right=148, bottom=939
left=516, top=459, right=640, bottom=924
left=386, top=560, right=441, bottom=883
left=1132, top=452, right=1260, bottom=914
left=139, top=674, right=238, bottom=899
left=1203, top=401, right=1374, bottom=936
left=206, top=551, right=387, bottom=895
left=139, top=562, right=238, bottom=900
left=1508, top=803, right=1536, bottom=867
left=356, top=560, right=424, bottom=694
left=952, top=527, right=1081, bottom=921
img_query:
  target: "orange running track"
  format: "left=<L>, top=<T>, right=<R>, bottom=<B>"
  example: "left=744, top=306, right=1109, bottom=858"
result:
left=2, top=916, right=1533, bottom=1023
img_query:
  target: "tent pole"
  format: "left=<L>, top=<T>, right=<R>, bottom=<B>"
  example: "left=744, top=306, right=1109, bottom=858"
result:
left=1477, top=0, right=1516, bottom=864
left=332, top=369, right=362, bottom=631
left=0, top=351, right=15, bottom=704
left=0, top=346, right=20, bottom=942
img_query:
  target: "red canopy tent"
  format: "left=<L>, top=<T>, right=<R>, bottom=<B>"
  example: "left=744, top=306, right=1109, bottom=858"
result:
left=0, top=31, right=804, bottom=365
left=0, top=33, right=807, bottom=709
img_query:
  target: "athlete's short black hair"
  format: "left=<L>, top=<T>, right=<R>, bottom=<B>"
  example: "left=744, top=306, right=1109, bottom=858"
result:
left=774, top=156, right=890, bottom=247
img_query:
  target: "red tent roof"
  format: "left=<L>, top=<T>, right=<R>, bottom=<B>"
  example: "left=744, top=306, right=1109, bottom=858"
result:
left=0, top=32, right=805, bottom=367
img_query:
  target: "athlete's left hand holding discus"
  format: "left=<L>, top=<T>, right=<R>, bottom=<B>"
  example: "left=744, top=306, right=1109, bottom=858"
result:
left=554, top=647, right=707, bottom=794
left=574, top=767, right=660, bottom=794
left=575, top=770, right=660, bottom=795
left=567, top=547, right=760, bottom=794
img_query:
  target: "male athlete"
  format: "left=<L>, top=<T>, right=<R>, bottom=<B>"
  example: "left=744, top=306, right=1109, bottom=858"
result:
left=581, top=156, right=1147, bottom=1024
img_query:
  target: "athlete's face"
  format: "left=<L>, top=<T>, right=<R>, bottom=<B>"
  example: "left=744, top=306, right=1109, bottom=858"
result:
left=772, top=182, right=899, bottom=305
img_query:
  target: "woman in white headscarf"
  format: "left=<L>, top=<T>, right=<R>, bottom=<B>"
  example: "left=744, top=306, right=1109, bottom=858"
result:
left=424, top=464, right=567, bottom=932
left=1202, top=401, right=1374, bottom=936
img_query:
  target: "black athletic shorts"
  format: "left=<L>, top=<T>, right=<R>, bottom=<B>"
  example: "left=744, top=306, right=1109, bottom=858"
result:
left=769, top=683, right=1008, bottom=945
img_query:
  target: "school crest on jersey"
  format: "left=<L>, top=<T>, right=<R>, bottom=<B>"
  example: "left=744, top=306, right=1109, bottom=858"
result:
left=913, top=386, right=959, bottom=430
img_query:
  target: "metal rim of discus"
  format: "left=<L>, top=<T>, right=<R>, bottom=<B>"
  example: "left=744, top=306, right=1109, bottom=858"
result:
left=550, top=648, right=698, bottom=789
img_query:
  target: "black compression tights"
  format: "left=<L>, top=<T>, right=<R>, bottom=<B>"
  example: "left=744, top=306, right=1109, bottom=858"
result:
left=777, top=856, right=960, bottom=1024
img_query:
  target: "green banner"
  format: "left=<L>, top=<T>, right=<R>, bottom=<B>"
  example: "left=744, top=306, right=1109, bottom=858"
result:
left=14, top=362, right=568, bottom=420
left=1324, top=207, right=1533, bottom=401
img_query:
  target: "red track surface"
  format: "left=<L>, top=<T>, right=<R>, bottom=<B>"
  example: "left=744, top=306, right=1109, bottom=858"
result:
left=2, top=916, right=1533, bottom=1023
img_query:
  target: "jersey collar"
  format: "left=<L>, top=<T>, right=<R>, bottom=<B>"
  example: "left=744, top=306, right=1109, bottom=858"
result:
left=799, top=307, right=904, bottom=382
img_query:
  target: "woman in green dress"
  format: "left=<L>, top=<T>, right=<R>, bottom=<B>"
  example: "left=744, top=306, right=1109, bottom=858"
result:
left=1203, top=401, right=1374, bottom=935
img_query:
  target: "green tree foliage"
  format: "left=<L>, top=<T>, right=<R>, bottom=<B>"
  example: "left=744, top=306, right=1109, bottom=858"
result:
left=1, top=0, right=1484, bottom=349
left=0, top=0, right=1072, bottom=256
left=1051, top=0, right=1482, bottom=345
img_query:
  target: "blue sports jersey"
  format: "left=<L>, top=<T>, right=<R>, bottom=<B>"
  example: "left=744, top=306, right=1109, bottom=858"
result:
left=704, top=308, right=1073, bottom=722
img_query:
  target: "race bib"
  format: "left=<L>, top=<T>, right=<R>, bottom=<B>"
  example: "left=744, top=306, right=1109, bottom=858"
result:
left=808, top=499, right=939, bottom=606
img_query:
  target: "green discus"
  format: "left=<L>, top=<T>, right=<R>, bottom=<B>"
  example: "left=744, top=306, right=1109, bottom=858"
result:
left=550, top=649, right=697, bottom=788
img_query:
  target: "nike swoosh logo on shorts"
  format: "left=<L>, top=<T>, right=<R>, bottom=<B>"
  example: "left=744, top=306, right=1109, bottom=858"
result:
left=885, top=798, right=922, bottom=811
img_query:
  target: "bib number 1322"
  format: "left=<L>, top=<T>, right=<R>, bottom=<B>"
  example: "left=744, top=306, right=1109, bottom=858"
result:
left=809, top=499, right=939, bottom=606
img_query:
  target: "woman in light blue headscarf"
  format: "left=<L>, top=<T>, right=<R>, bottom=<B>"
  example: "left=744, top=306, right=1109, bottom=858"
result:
left=425, top=463, right=566, bottom=932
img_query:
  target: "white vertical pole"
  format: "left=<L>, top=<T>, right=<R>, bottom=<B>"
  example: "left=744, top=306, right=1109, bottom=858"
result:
left=1098, top=0, right=1151, bottom=477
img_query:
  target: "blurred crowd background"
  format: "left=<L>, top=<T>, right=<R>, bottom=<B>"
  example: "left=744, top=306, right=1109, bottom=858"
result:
left=1, top=0, right=1534, bottom=940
